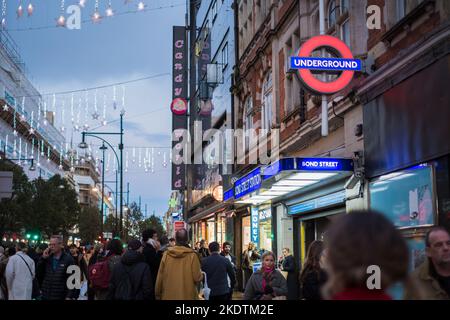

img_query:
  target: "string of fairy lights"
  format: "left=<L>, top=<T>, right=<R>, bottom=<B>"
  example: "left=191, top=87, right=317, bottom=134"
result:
left=1, top=0, right=185, bottom=30
left=0, top=73, right=173, bottom=175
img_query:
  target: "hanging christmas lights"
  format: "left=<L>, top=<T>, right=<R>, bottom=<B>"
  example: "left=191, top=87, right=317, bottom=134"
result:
left=92, top=0, right=101, bottom=23
left=17, top=1, right=23, bottom=18
left=57, top=0, right=66, bottom=27
left=27, top=3, right=33, bottom=16
left=106, top=0, right=114, bottom=17
left=1, top=0, right=7, bottom=28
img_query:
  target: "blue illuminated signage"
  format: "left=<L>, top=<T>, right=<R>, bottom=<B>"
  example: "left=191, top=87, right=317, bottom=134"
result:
left=251, top=207, right=259, bottom=245
left=234, top=168, right=262, bottom=200
left=290, top=57, right=361, bottom=72
left=223, top=188, right=234, bottom=201
left=262, top=158, right=295, bottom=180
left=297, top=158, right=353, bottom=171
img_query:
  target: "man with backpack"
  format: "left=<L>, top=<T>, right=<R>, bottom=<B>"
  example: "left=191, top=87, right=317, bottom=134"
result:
left=107, top=240, right=153, bottom=300
left=88, top=239, right=122, bottom=300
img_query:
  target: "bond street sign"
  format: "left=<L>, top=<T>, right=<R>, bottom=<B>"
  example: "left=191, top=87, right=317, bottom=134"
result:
left=290, top=35, right=361, bottom=95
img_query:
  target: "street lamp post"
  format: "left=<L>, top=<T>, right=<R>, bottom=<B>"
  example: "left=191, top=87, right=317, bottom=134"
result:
left=79, top=112, right=125, bottom=239
left=99, top=143, right=108, bottom=234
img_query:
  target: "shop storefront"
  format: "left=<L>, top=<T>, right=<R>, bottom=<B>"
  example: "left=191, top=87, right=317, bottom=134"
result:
left=231, top=157, right=354, bottom=264
left=362, top=48, right=450, bottom=273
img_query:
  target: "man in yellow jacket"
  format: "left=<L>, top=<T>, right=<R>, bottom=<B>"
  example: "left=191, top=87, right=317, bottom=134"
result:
left=155, top=228, right=203, bottom=300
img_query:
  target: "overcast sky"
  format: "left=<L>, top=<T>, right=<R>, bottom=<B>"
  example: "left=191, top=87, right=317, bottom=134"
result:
left=7, top=0, right=186, bottom=217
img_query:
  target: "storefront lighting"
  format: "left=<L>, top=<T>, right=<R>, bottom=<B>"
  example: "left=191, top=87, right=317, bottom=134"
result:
left=285, top=172, right=337, bottom=180
left=273, top=180, right=315, bottom=187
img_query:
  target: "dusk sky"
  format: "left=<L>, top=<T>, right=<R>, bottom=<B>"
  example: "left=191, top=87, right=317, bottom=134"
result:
left=6, top=0, right=186, bottom=217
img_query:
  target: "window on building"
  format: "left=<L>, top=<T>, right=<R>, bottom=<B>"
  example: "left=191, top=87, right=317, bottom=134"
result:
left=244, top=96, right=253, bottom=150
left=212, top=0, right=218, bottom=23
left=328, top=0, right=338, bottom=29
left=221, top=42, right=228, bottom=71
left=262, top=72, right=273, bottom=131
left=328, top=0, right=351, bottom=49
left=396, top=0, right=424, bottom=22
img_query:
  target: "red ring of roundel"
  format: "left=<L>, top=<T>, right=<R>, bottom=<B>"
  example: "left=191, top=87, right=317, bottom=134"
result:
left=297, top=35, right=355, bottom=95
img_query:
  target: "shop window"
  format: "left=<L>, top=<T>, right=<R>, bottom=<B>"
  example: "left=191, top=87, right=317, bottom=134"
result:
left=369, top=166, right=435, bottom=228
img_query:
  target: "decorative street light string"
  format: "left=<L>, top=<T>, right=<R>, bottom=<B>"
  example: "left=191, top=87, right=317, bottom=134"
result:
left=15, top=73, right=171, bottom=99
left=6, top=2, right=185, bottom=32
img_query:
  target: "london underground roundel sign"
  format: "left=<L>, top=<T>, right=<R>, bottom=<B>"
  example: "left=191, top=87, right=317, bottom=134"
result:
left=290, top=35, right=361, bottom=95
left=170, top=97, right=188, bottom=115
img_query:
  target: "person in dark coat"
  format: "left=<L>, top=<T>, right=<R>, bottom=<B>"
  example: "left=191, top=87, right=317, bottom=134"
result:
left=107, top=240, right=153, bottom=300
left=280, top=248, right=299, bottom=300
left=201, top=242, right=236, bottom=300
left=220, top=242, right=237, bottom=299
left=198, top=240, right=210, bottom=259
left=142, top=229, right=160, bottom=289
left=299, top=240, right=327, bottom=300
left=36, top=235, right=77, bottom=300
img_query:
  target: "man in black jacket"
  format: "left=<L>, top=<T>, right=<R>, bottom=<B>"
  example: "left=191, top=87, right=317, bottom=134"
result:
left=201, top=242, right=236, bottom=300
left=142, top=229, right=159, bottom=289
left=107, top=240, right=153, bottom=300
left=220, top=242, right=237, bottom=299
left=36, top=235, right=77, bottom=300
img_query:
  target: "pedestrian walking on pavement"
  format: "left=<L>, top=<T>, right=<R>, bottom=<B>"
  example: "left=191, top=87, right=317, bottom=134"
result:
left=198, top=240, right=210, bottom=259
left=220, top=242, right=237, bottom=299
left=107, top=240, right=153, bottom=300
left=299, top=241, right=327, bottom=300
left=324, top=210, right=409, bottom=300
left=202, top=242, right=236, bottom=300
left=155, top=228, right=203, bottom=300
left=142, top=229, right=160, bottom=289
left=87, top=243, right=103, bottom=300
left=90, top=239, right=123, bottom=300
left=244, top=251, right=287, bottom=300
left=36, top=235, right=77, bottom=300
left=0, top=247, right=16, bottom=300
left=404, top=226, right=450, bottom=300
left=0, top=246, right=5, bottom=264
left=280, top=248, right=299, bottom=300
left=69, top=244, right=88, bottom=299
left=242, top=242, right=260, bottom=289
left=5, top=242, right=35, bottom=300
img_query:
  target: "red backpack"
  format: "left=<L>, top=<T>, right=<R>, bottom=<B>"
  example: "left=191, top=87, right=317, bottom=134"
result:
left=88, top=255, right=113, bottom=290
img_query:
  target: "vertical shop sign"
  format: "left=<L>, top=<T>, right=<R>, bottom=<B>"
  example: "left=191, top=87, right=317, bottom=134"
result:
left=251, top=207, right=259, bottom=245
left=172, top=26, right=188, bottom=190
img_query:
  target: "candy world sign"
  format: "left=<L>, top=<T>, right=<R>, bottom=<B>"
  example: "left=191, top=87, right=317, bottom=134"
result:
left=290, top=35, right=361, bottom=94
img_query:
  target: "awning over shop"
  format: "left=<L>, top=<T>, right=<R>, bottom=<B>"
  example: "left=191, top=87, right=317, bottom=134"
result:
left=228, top=157, right=354, bottom=206
left=187, top=201, right=233, bottom=224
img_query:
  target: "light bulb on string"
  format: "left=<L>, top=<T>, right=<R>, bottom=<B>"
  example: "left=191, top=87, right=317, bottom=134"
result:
left=57, top=0, right=66, bottom=26
left=17, top=1, right=23, bottom=18
left=138, top=1, right=146, bottom=11
left=1, top=0, right=7, bottom=28
left=92, top=0, right=101, bottom=23
left=106, top=0, right=114, bottom=17
left=27, top=3, right=33, bottom=16
left=79, top=0, right=86, bottom=8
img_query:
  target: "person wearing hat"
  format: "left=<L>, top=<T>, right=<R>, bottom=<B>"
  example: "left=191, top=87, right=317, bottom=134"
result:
left=107, top=240, right=153, bottom=300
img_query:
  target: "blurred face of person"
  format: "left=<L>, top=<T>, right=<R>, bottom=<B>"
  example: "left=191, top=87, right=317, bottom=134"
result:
left=263, top=255, right=275, bottom=269
left=282, top=249, right=289, bottom=257
left=70, top=247, right=78, bottom=256
left=152, top=233, right=158, bottom=241
left=224, top=245, right=231, bottom=254
left=169, top=240, right=176, bottom=247
left=49, top=238, right=62, bottom=255
left=427, top=230, right=450, bottom=268
left=137, top=245, right=143, bottom=254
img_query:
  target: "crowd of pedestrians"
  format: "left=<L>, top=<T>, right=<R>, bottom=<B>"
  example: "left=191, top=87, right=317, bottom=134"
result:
left=0, top=209, right=449, bottom=300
